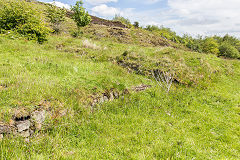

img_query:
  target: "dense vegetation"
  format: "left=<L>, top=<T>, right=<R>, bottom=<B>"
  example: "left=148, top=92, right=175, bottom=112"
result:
left=0, top=0, right=239, bottom=159
left=145, top=25, right=240, bottom=59
left=0, top=0, right=50, bottom=43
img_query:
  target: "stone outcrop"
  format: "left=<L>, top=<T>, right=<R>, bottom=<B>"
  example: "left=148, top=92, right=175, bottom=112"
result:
left=0, top=84, right=151, bottom=140
left=90, top=85, right=151, bottom=107
left=0, top=108, right=47, bottom=140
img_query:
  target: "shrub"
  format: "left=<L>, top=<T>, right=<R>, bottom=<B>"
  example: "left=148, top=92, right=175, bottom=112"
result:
left=45, top=3, right=66, bottom=33
left=145, top=25, right=160, bottom=32
left=113, top=15, right=132, bottom=28
left=70, top=29, right=83, bottom=38
left=218, top=42, right=240, bottom=59
left=71, top=1, right=91, bottom=28
left=202, top=37, right=219, bottom=54
left=0, top=0, right=50, bottom=43
left=133, top=21, right=139, bottom=28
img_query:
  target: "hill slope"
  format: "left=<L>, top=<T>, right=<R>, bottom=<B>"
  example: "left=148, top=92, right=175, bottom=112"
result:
left=0, top=1, right=240, bottom=159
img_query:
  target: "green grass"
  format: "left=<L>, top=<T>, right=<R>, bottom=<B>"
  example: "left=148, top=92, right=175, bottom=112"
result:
left=0, top=33, right=240, bottom=159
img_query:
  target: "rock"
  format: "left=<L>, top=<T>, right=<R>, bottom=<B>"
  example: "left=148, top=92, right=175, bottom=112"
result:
left=109, top=92, right=114, bottom=101
left=16, top=120, right=30, bottom=132
left=103, top=96, right=108, bottom=102
left=113, top=91, right=119, bottom=99
left=0, top=125, right=11, bottom=134
left=35, top=123, right=42, bottom=130
left=31, top=110, right=46, bottom=124
left=14, top=108, right=30, bottom=121
left=132, top=85, right=152, bottom=92
left=31, top=110, right=46, bottom=130
left=99, top=97, right=104, bottom=103
left=18, top=130, right=30, bottom=138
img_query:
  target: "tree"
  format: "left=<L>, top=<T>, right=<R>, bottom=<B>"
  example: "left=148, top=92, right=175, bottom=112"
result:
left=71, top=1, right=91, bottom=28
left=46, top=3, right=66, bottom=33
left=202, top=37, right=219, bottom=54
left=218, top=42, right=240, bottom=59
left=133, top=21, right=139, bottom=28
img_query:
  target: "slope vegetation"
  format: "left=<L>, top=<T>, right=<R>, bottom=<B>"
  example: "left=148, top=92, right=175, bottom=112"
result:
left=0, top=1, right=240, bottom=159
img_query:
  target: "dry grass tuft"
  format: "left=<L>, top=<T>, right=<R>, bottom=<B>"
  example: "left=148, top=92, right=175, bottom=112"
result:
left=82, top=39, right=101, bottom=50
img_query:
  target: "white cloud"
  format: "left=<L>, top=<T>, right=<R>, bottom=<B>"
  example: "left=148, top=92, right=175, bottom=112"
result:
left=165, top=0, right=240, bottom=36
left=117, top=0, right=240, bottom=37
left=91, top=4, right=135, bottom=19
left=91, top=4, right=120, bottom=17
left=47, top=1, right=70, bottom=9
left=144, top=0, right=161, bottom=4
left=86, top=0, right=118, bottom=5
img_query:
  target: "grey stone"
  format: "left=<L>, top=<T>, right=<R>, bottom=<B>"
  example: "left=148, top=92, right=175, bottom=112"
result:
left=18, top=130, right=30, bottom=138
left=0, top=125, right=10, bottom=134
left=16, top=120, right=30, bottom=132
left=35, top=123, right=42, bottom=130
left=31, top=110, right=46, bottom=124
left=99, top=97, right=104, bottom=103
left=103, top=96, right=108, bottom=102
left=109, top=92, right=114, bottom=101
left=113, top=91, right=119, bottom=99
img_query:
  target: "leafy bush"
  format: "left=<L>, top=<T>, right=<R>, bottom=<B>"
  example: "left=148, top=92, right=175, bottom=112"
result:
left=145, top=25, right=160, bottom=32
left=71, top=1, right=91, bottom=28
left=218, top=42, right=240, bottom=59
left=202, top=37, right=219, bottom=54
left=145, top=25, right=180, bottom=42
left=46, top=3, right=66, bottom=33
left=0, top=0, right=50, bottom=43
left=133, top=21, right=139, bottom=28
left=70, top=29, right=83, bottom=38
left=214, top=34, right=240, bottom=53
left=113, top=15, right=132, bottom=28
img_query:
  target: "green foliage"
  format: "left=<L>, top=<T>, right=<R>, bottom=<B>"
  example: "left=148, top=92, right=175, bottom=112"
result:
left=0, top=35, right=240, bottom=159
left=218, top=42, right=240, bottom=58
left=182, top=34, right=203, bottom=52
left=202, top=37, right=219, bottom=54
left=145, top=25, right=160, bottom=32
left=214, top=34, right=240, bottom=53
left=45, top=3, right=66, bottom=33
left=0, top=0, right=50, bottom=43
left=133, top=21, right=139, bottom=28
left=71, top=0, right=91, bottom=28
left=113, top=15, right=132, bottom=28
left=145, top=25, right=180, bottom=43
left=70, top=29, right=83, bottom=38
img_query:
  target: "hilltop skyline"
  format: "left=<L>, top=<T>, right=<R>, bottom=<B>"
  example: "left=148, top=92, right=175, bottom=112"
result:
left=39, top=0, right=240, bottom=37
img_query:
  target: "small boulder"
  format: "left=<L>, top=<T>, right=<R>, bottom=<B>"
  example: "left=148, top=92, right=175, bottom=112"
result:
left=31, top=110, right=46, bottom=124
left=18, top=130, right=30, bottom=138
left=16, top=120, right=31, bottom=132
left=103, top=96, right=108, bottom=102
left=0, top=125, right=11, bottom=134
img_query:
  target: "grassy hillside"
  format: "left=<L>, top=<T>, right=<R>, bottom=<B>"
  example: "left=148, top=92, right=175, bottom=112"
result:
left=0, top=33, right=240, bottom=159
left=0, top=1, right=240, bottom=159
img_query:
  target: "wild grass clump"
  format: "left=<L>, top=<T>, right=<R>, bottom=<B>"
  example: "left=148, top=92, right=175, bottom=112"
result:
left=0, top=0, right=50, bottom=43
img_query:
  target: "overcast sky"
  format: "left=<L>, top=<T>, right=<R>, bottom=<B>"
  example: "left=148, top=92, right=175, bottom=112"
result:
left=39, top=0, right=240, bottom=37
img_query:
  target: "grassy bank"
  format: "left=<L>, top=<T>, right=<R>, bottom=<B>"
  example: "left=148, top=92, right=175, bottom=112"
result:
left=0, top=33, right=239, bottom=159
